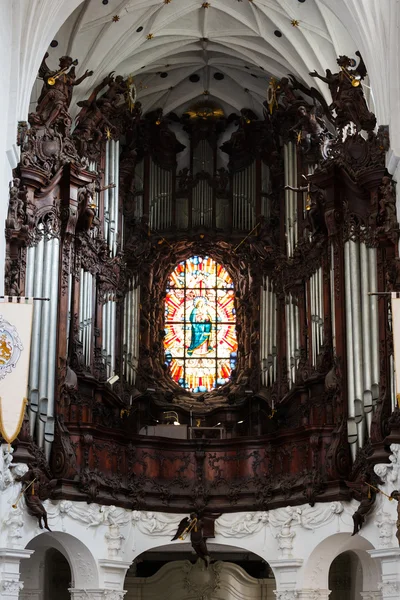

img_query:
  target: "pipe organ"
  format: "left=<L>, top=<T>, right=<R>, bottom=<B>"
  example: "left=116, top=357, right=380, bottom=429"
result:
left=6, top=73, right=400, bottom=517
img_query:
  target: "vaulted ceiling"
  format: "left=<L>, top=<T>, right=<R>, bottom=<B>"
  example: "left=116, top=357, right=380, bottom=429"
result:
left=37, top=0, right=358, bottom=118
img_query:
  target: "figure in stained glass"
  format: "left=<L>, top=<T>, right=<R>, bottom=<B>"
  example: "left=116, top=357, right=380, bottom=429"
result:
left=164, top=256, right=237, bottom=393
left=187, top=298, right=213, bottom=356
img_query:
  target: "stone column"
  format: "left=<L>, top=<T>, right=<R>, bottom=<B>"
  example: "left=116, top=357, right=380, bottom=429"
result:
left=69, top=591, right=126, bottom=600
left=0, top=549, right=34, bottom=600
left=369, top=548, right=400, bottom=600
left=270, top=559, right=303, bottom=600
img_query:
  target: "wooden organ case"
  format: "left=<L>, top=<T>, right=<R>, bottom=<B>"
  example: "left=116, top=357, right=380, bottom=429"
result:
left=5, top=71, right=400, bottom=524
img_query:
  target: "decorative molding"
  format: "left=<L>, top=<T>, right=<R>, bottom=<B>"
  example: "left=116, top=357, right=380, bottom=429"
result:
left=69, top=591, right=126, bottom=600
left=374, top=444, right=400, bottom=487
left=378, top=581, right=399, bottom=597
left=274, top=591, right=299, bottom=600
left=0, top=444, right=14, bottom=490
left=131, top=511, right=184, bottom=536
left=182, top=560, right=222, bottom=600
left=0, top=580, right=24, bottom=595
left=374, top=509, right=396, bottom=548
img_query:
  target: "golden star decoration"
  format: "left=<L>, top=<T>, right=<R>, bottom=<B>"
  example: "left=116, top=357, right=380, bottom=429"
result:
left=164, top=0, right=172, bottom=3
left=112, top=15, right=120, bottom=22
left=146, top=33, right=154, bottom=40
left=202, top=2, right=210, bottom=7
left=291, top=19, right=300, bottom=27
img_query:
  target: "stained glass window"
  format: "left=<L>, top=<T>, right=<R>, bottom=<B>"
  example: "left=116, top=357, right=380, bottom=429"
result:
left=164, top=256, right=238, bottom=393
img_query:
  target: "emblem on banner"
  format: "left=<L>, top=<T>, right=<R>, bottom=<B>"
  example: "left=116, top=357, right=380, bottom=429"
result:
left=0, top=315, right=23, bottom=381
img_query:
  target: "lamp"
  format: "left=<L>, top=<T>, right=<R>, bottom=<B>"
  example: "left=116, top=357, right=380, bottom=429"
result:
left=107, top=374, right=119, bottom=385
left=163, top=411, right=180, bottom=426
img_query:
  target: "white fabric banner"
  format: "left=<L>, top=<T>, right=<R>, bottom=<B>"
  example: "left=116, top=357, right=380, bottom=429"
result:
left=0, top=299, right=34, bottom=443
left=391, top=293, right=400, bottom=409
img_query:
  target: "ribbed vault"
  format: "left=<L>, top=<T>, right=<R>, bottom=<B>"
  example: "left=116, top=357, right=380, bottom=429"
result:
left=37, top=0, right=359, bottom=118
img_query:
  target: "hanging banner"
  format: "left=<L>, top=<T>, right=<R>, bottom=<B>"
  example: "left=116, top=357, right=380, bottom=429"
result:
left=391, top=293, right=400, bottom=409
left=0, top=298, right=34, bottom=443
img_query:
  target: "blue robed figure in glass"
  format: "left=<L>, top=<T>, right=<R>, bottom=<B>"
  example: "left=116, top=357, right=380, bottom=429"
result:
left=187, top=298, right=213, bottom=356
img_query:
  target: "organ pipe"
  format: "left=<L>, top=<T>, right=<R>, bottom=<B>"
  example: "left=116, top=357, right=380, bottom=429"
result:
left=104, top=140, right=120, bottom=253
left=102, top=292, right=117, bottom=379
left=26, top=226, right=59, bottom=457
left=149, top=159, right=173, bottom=231
left=284, top=143, right=298, bottom=257
left=260, top=277, right=277, bottom=387
left=344, top=240, right=380, bottom=456
left=285, top=293, right=300, bottom=388
left=123, top=278, right=140, bottom=385
left=232, top=162, right=256, bottom=231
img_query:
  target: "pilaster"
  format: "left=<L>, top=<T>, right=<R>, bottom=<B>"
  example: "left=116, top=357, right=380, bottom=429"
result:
left=368, top=548, right=400, bottom=600
left=0, top=549, right=34, bottom=600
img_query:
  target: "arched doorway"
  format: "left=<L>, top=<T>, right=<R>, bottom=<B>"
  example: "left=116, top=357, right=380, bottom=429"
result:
left=329, top=551, right=363, bottom=600
left=125, top=542, right=276, bottom=599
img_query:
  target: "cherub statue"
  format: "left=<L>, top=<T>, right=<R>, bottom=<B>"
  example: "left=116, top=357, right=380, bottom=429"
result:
left=30, top=53, right=93, bottom=133
left=171, top=512, right=210, bottom=566
left=389, top=490, right=400, bottom=547
left=309, top=51, right=376, bottom=131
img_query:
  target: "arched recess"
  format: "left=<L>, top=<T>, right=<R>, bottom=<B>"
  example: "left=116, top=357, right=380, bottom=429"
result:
left=23, top=531, right=99, bottom=590
left=301, top=532, right=380, bottom=591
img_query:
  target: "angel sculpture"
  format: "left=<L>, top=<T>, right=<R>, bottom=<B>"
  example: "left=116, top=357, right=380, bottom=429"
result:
left=309, top=51, right=376, bottom=132
left=15, top=465, right=57, bottom=531
left=171, top=513, right=210, bottom=566
left=29, top=53, right=93, bottom=132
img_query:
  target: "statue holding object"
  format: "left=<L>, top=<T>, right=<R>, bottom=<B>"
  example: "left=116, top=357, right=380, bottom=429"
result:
left=29, top=53, right=93, bottom=133
left=15, top=464, right=57, bottom=531
left=172, top=513, right=210, bottom=566
left=309, top=51, right=376, bottom=132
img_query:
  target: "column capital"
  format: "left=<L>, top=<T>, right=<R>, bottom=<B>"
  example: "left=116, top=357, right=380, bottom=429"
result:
left=69, top=590, right=126, bottom=600
left=361, top=592, right=382, bottom=600
left=0, top=550, right=33, bottom=562
left=368, top=549, right=400, bottom=561
left=0, top=580, right=23, bottom=598
left=297, top=590, right=331, bottom=600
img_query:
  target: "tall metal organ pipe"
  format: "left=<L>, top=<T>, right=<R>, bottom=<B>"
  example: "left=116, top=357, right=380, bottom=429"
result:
left=344, top=239, right=380, bottom=457
left=260, top=276, right=277, bottom=387
left=149, top=159, right=172, bottom=231
left=26, top=227, right=60, bottom=458
left=232, top=162, right=256, bottom=231
left=284, top=143, right=298, bottom=257
left=102, top=292, right=117, bottom=379
left=104, top=139, right=120, bottom=253
left=285, top=293, right=300, bottom=388
left=123, top=277, right=140, bottom=385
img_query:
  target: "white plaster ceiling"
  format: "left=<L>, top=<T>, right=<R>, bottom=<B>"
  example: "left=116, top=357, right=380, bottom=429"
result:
left=41, top=0, right=359, bottom=118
